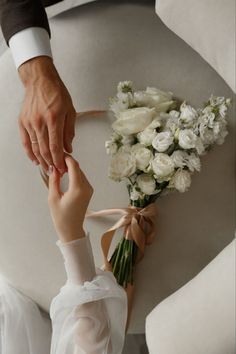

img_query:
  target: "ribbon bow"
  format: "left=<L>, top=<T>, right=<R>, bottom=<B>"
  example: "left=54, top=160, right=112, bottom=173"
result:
left=86, top=203, right=157, bottom=270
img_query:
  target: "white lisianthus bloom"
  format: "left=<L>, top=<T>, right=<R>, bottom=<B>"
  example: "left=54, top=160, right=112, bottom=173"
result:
left=109, top=151, right=136, bottom=181
left=171, top=150, right=188, bottom=168
left=137, top=174, right=157, bottom=195
left=134, top=87, right=174, bottom=112
left=152, top=131, right=174, bottom=152
left=151, top=153, right=175, bottom=181
left=137, top=129, right=157, bottom=146
left=131, top=144, right=153, bottom=171
left=179, top=102, right=198, bottom=127
left=186, top=153, right=201, bottom=172
left=105, top=140, right=118, bottom=155
left=178, top=129, right=198, bottom=149
left=112, top=107, right=156, bottom=135
left=171, top=169, right=191, bottom=193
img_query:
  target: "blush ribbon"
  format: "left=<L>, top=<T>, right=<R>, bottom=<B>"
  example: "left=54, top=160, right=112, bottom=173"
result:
left=86, top=203, right=157, bottom=270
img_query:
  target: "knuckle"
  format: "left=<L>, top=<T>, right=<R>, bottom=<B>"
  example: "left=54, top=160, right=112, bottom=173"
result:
left=32, top=116, right=43, bottom=130
left=47, top=111, right=57, bottom=124
left=50, top=143, right=62, bottom=155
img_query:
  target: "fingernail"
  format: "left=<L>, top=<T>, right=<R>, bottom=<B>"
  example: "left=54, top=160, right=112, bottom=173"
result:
left=33, top=160, right=39, bottom=166
left=48, top=165, right=54, bottom=175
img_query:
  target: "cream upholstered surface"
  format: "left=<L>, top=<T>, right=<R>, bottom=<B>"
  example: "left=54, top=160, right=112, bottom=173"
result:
left=146, top=239, right=236, bottom=354
left=0, top=0, right=235, bottom=333
left=156, top=0, right=236, bottom=93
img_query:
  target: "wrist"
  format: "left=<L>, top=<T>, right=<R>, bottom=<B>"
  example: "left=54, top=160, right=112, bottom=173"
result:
left=18, top=56, right=60, bottom=87
left=59, top=228, right=86, bottom=244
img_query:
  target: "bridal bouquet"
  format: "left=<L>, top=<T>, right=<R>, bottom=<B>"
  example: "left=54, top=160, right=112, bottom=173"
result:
left=105, top=81, right=231, bottom=288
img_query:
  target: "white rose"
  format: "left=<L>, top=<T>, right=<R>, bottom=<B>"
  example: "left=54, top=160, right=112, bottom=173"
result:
left=151, top=153, right=175, bottom=181
left=178, top=129, right=198, bottom=149
left=109, top=151, right=136, bottom=181
left=171, top=150, right=188, bottom=168
left=179, top=102, right=198, bottom=127
left=152, top=131, right=174, bottom=152
left=186, top=153, right=201, bottom=172
left=134, top=87, right=174, bottom=112
left=131, top=144, right=153, bottom=171
left=105, top=140, right=118, bottom=155
left=137, top=129, right=157, bottom=146
left=171, top=169, right=191, bottom=193
left=112, top=107, right=156, bottom=135
left=137, top=174, right=157, bottom=195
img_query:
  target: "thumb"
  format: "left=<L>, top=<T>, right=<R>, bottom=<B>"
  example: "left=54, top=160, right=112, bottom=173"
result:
left=48, top=165, right=61, bottom=200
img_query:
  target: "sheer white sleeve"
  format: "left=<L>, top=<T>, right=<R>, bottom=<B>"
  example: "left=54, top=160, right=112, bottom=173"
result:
left=50, top=234, right=127, bottom=354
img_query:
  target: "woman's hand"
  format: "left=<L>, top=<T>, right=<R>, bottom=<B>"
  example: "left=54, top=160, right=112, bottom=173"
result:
left=48, top=155, right=93, bottom=243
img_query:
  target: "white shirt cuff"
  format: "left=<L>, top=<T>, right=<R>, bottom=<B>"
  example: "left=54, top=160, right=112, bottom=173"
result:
left=9, top=27, right=52, bottom=70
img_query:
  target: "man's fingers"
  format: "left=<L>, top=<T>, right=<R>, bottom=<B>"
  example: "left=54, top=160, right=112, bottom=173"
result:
left=48, top=116, right=66, bottom=174
left=18, top=123, right=39, bottom=165
left=48, top=165, right=61, bottom=200
left=64, top=110, right=76, bottom=153
left=35, top=127, right=53, bottom=167
left=65, top=155, right=82, bottom=192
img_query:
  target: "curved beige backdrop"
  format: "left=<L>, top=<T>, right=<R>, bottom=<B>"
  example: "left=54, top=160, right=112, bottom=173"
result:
left=0, top=0, right=235, bottom=333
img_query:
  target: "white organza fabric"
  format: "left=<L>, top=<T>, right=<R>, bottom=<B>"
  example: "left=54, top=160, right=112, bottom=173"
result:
left=0, top=276, right=51, bottom=354
left=0, top=235, right=127, bottom=354
left=51, top=235, right=127, bottom=354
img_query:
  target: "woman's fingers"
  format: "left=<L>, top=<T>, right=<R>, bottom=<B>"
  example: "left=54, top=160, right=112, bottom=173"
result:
left=48, top=165, right=61, bottom=201
left=65, top=155, right=82, bottom=192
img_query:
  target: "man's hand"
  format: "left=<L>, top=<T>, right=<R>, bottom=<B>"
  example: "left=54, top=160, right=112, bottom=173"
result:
left=18, top=56, right=76, bottom=174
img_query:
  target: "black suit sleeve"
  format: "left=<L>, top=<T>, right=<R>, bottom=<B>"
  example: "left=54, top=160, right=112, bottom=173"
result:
left=0, top=0, right=51, bottom=45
